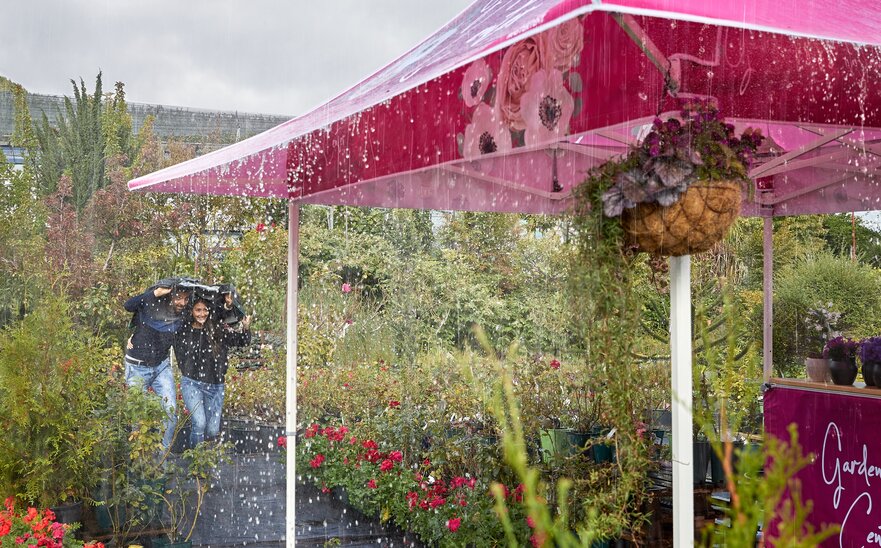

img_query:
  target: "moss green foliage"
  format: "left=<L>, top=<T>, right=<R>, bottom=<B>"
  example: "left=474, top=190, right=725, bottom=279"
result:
left=568, top=170, right=653, bottom=539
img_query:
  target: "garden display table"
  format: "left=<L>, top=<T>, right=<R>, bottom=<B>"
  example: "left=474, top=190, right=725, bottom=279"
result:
left=765, top=378, right=881, bottom=546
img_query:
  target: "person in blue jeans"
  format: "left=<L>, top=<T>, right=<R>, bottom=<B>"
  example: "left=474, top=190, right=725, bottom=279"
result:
left=124, top=285, right=191, bottom=449
left=174, top=294, right=251, bottom=447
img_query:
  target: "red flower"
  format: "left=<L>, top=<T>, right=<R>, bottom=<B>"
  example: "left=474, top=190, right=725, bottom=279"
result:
left=446, top=517, right=461, bottom=532
left=367, top=479, right=377, bottom=489
left=388, top=400, right=400, bottom=408
left=309, top=454, right=325, bottom=468
left=362, top=439, right=378, bottom=450
left=304, top=424, right=320, bottom=438
left=380, top=459, right=394, bottom=472
left=429, top=497, right=446, bottom=508
left=550, top=358, right=561, bottom=370
left=423, top=458, right=431, bottom=466
left=406, top=491, right=419, bottom=510
left=389, top=450, right=403, bottom=462
left=451, top=476, right=467, bottom=488
left=513, top=483, right=525, bottom=502
left=277, top=435, right=287, bottom=448
left=531, top=532, right=548, bottom=547
left=256, top=223, right=266, bottom=233
left=466, top=477, right=476, bottom=489
left=527, top=516, right=536, bottom=528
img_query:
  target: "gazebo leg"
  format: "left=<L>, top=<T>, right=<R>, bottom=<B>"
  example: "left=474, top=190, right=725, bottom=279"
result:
left=763, top=216, right=773, bottom=381
left=670, top=254, right=694, bottom=546
left=286, top=201, right=300, bottom=548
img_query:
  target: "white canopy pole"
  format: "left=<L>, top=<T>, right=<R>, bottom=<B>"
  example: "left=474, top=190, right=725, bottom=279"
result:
left=286, top=201, right=300, bottom=547
left=763, top=217, right=773, bottom=381
left=670, top=254, right=694, bottom=546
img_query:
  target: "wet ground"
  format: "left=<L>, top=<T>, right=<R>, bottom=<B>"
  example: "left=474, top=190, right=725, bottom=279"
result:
left=188, top=453, right=417, bottom=547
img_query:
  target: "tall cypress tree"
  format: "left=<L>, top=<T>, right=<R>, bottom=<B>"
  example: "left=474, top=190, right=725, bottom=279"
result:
left=33, top=73, right=105, bottom=210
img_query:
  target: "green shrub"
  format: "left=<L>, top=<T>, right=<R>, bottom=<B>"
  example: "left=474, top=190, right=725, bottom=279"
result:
left=0, top=295, right=108, bottom=506
left=774, top=254, right=881, bottom=376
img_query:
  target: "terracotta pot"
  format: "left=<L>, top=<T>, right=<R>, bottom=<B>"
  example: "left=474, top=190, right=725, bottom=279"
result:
left=805, top=357, right=831, bottom=383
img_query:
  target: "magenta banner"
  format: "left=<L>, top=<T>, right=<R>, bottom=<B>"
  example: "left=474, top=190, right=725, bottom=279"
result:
left=764, top=384, right=881, bottom=546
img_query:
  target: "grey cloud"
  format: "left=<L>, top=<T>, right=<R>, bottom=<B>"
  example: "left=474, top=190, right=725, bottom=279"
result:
left=1, top=0, right=472, bottom=116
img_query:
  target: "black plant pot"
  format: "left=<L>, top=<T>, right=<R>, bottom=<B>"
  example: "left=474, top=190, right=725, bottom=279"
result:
left=830, top=359, right=858, bottom=386
left=693, top=440, right=711, bottom=485
left=866, top=361, right=881, bottom=387
left=50, top=499, right=83, bottom=524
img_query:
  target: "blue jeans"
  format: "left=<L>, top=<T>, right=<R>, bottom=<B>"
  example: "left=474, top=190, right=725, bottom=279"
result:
left=125, top=356, right=177, bottom=449
left=180, top=376, right=225, bottom=447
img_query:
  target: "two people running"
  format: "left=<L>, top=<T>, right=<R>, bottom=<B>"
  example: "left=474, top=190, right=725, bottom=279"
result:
left=124, top=278, right=251, bottom=449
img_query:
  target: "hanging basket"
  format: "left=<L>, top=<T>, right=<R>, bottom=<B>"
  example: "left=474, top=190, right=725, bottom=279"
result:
left=622, top=180, right=742, bottom=257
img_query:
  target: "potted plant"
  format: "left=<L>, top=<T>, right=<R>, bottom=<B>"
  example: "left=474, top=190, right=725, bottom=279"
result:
left=824, top=336, right=859, bottom=386
left=0, top=297, right=106, bottom=518
left=92, top=373, right=173, bottom=545
left=154, top=441, right=230, bottom=547
left=223, top=347, right=286, bottom=454
left=0, top=497, right=106, bottom=547
left=596, top=102, right=764, bottom=256
left=803, top=305, right=841, bottom=383
left=859, top=336, right=881, bottom=388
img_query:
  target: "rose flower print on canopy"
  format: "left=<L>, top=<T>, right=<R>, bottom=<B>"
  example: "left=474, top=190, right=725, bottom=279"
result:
left=457, top=16, right=585, bottom=159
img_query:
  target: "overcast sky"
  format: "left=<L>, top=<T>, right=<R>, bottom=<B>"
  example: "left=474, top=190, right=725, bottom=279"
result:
left=1, top=1, right=473, bottom=117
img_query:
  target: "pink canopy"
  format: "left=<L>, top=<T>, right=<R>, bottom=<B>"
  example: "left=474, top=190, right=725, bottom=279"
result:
left=129, top=0, right=881, bottom=218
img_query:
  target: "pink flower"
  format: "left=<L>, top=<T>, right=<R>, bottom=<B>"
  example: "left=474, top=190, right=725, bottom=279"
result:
left=497, top=36, right=543, bottom=131
left=461, top=59, right=492, bottom=107
left=341, top=283, right=352, bottom=294
left=389, top=450, right=403, bottom=462
left=527, top=515, right=536, bottom=529
left=446, top=517, right=461, bottom=532
left=380, top=459, right=394, bottom=472
left=538, top=17, right=584, bottom=71
left=520, top=69, right=574, bottom=147
left=462, top=104, right=512, bottom=159
left=549, top=358, right=560, bottom=370
left=367, top=479, right=378, bottom=489
left=256, top=222, right=266, bottom=233
left=309, top=454, right=325, bottom=468
left=429, top=497, right=446, bottom=508
left=277, top=435, right=287, bottom=448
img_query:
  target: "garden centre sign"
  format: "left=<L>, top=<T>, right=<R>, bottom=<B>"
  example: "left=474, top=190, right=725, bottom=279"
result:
left=765, top=383, right=881, bottom=546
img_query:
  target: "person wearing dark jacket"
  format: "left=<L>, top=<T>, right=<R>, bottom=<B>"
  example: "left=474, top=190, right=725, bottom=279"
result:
left=174, top=295, right=251, bottom=447
left=124, top=285, right=190, bottom=449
